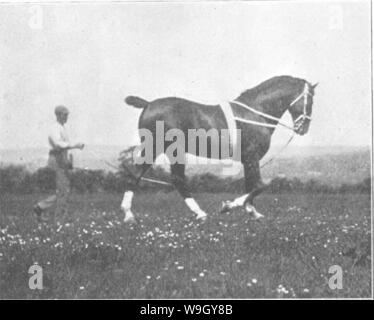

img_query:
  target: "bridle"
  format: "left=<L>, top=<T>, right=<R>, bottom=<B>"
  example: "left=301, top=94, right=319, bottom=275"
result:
left=225, top=82, right=314, bottom=168
left=230, top=82, right=313, bottom=134
left=289, top=82, right=313, bottom=132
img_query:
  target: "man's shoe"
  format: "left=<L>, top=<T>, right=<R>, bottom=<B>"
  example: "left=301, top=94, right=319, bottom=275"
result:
left=33, top=205, right=42, bottom=221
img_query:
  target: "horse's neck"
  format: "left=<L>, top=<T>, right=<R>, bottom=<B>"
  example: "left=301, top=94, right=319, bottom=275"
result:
left=235, top=84, right=299, bottom=120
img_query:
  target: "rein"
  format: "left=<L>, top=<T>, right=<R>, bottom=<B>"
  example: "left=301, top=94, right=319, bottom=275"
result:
left=230, top=100, right=294, bottom=131
left=260, top=132, right=295, bottom=168
left=84, top=149, right=173, bottom=186
left=103, top=160, right=172, bottom=186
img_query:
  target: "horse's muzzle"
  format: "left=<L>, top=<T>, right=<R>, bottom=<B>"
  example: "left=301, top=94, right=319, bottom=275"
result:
left=294, top=119, right=310, bottom=135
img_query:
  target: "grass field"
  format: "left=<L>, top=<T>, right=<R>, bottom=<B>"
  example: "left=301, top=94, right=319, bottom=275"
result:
left=0, top=192, right=371, bottom=299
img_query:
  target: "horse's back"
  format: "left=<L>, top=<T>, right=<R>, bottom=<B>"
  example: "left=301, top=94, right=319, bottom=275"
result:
left=139, top=97, right=222, bottom=131
left=151, top=97, right=216, bottom=113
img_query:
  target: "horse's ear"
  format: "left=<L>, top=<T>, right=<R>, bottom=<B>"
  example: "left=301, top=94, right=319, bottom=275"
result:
left=311, top=82, right=319, bottom=89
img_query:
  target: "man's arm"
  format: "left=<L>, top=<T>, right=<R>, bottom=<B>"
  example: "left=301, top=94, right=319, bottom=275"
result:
left=48, top=132, right=69, bottom=150
left=49, top=127, right=84, bottom=150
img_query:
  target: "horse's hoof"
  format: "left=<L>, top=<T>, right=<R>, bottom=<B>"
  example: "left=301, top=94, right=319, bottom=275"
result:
left=251, top=212, right=265, bottom=220
left=245, top=203, right=265, bottom=220
left=220, top=201, right=232, bottom=214
left=196, top=214, right=207, bottom=222
left=124, top=217, right=136, bottom=224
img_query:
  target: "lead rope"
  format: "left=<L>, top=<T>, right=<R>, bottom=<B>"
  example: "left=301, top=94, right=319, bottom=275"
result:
left=84, top=128, right=294, bottom=184
left=84, top=148, right=172, bottom=186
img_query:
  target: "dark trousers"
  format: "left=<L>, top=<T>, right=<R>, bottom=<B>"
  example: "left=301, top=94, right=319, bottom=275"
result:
left=37, top=152, right=71, bottom=217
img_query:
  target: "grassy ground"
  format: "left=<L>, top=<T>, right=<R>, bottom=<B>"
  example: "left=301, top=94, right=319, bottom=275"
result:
left=0, top=192, right=371, bottom=299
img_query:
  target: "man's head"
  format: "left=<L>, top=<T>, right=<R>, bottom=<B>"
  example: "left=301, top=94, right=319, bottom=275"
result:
left=55, top=105, right=69, bottom=124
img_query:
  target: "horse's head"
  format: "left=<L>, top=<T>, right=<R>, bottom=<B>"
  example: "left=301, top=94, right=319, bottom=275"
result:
left=288, top=81, right=318, bottom=135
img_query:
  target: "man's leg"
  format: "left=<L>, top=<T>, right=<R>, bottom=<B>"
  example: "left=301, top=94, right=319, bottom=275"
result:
left=34, top=195, right=57, bottom=221
left=34, top=167, right=57, bottom=221
left=55, top=167, right=71, bottom=221
left=37, top=195, right=57, bottom=211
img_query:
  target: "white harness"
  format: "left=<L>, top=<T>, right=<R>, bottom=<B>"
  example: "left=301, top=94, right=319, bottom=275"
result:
left=220, top=101, right=238, bottom=155
left=220, top=82, right=312, bottom=153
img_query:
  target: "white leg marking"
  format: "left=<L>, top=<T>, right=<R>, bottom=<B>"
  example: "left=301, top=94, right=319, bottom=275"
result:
left=121, top=190, right=134, bottom=211
left=221, top=193, right=249, bottom=213
left=245, top=203, right=264, bottom=220
left=121, top=191, right=135, bottom=222
left=232, top=193, right=250, bottom=207
left=185, top=198, right=207, bottom=220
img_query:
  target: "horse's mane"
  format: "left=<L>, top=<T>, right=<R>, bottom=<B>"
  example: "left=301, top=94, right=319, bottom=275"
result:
left=238, top=75, right=306, bottom=101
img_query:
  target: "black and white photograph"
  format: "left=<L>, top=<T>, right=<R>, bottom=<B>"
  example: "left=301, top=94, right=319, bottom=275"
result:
left=0, top=0, right=372, bottom=301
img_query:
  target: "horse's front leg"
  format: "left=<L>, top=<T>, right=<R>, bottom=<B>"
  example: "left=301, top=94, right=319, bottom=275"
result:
left=221, top=160, right=265, bottom=219
left=171, top=163, right=207, bottom=221
left=243, top=161, right=266, bottom=219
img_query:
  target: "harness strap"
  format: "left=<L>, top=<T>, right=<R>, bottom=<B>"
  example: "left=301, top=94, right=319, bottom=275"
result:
left=233, top=117, right=278, bottom=128
left=231, top=100, right=282, bottom=122
left=291, top=83, right=313, bottom=123
left=230, top=100, right=295, bottom=131
left=220, top=101, right=238, bottom=156
left=290, top=82, right=312, bottom=106
left=230, top=82, right=312, bottom=132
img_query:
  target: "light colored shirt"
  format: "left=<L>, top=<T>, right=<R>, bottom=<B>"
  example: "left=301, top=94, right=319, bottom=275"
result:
left=48, top=122, right=70, bottom=151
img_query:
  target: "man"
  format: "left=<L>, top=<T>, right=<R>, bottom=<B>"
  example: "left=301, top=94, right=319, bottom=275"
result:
left=33, top=105, right=84, bottom=222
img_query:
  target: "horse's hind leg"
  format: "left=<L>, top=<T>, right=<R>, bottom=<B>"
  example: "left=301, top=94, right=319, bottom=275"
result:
left=121, top=162, right=152, bottom=223
left=170, top=163, right=207, bottom=221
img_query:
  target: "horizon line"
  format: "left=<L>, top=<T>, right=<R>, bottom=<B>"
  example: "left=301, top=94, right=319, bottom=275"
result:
left=0, top=144, right=371, bottom=152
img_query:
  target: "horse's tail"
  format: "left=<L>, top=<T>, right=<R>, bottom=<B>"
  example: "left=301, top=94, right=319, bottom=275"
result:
left=125, top=96, right=149, bottom=109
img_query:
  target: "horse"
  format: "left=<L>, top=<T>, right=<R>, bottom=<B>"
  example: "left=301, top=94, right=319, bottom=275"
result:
left=120, top=75, right=317, bottom=223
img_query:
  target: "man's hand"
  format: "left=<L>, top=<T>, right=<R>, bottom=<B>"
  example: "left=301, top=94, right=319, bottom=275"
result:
left=71, top=142, right=84, bottom=150
left=76, top=143, right=85, bottom=150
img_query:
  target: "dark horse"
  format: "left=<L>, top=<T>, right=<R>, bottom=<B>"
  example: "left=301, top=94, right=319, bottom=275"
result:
left=120, top=76, right=317, bottom=223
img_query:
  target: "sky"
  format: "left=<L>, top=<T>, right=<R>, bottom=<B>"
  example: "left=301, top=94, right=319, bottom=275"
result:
left=0, top=0, right=372, bottom=152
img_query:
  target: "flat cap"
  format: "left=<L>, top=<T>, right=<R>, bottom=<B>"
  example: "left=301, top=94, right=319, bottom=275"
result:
left=55, top=105, right=69, bottom=115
